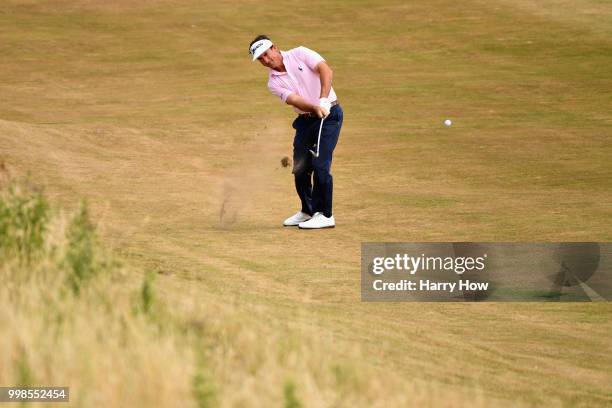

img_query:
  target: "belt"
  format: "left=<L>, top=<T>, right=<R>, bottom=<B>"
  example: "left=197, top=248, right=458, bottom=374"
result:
left=299, top=100, right=339, bottom=118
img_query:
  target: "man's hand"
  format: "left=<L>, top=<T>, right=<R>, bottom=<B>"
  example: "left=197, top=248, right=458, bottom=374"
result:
left=319, top=97, right=331, bottom=117
left=312, top=105, right=328, bottom=118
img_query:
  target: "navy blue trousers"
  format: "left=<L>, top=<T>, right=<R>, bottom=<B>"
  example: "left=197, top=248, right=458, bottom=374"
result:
left=292, top=104, right=343, bottom=218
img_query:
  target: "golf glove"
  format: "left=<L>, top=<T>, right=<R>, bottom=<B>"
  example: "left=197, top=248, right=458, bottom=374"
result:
left=319, top=97, right=331, bottom=117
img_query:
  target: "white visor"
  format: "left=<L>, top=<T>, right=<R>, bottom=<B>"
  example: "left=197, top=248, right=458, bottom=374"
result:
left=249, top=39, right=273, bottom=61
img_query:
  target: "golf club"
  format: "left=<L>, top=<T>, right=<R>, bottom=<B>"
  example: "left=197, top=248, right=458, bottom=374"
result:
left=309, top=117, right=325, bottom=158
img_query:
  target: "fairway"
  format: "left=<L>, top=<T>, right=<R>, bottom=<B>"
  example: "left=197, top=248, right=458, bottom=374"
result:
left=1, top=0, right=611, bottom=406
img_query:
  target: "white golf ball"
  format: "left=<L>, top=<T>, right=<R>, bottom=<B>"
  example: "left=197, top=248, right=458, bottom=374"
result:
left=444, top=119, right=452, bottom=127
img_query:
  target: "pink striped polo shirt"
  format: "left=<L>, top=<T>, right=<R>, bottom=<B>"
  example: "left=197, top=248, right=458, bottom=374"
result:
left=267, top=46, right=338, bottom=114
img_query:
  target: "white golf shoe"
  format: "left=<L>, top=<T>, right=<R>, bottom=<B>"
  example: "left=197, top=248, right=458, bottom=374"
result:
left=298, top=212, right=335, bottom=229
left=283, top=211, right=312, bottom=226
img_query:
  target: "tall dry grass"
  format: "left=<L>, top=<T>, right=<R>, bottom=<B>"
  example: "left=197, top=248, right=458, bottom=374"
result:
left=0, top=176, right=200, bottom=406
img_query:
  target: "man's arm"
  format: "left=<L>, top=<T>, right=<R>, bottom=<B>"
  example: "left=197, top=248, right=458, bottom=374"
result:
left=316, top=61, right=333, bottom=98
left=286, top=94, right=327, bottom=118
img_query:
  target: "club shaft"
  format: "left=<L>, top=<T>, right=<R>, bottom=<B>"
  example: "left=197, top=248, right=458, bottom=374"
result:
left=310, top=117, right=325, bottom=157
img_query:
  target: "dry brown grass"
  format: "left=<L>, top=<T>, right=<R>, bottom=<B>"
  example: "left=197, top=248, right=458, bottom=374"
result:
left=1, top=0, right=611, bottom=406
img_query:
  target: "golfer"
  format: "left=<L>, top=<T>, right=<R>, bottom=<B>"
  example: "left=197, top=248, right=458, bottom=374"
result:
left=249, top=35, right=343, bottom=229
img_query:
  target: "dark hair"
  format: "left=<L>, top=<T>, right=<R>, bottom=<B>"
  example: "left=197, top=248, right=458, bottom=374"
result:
left=249, top=34, right=271, bottom=51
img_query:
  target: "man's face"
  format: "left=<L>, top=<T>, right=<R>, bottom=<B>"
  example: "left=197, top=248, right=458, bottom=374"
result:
left=257, top=46, right=283, bottom=70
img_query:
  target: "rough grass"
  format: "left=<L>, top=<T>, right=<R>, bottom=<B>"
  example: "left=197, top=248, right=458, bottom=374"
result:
left=0, top=0, right=611, bottom=406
